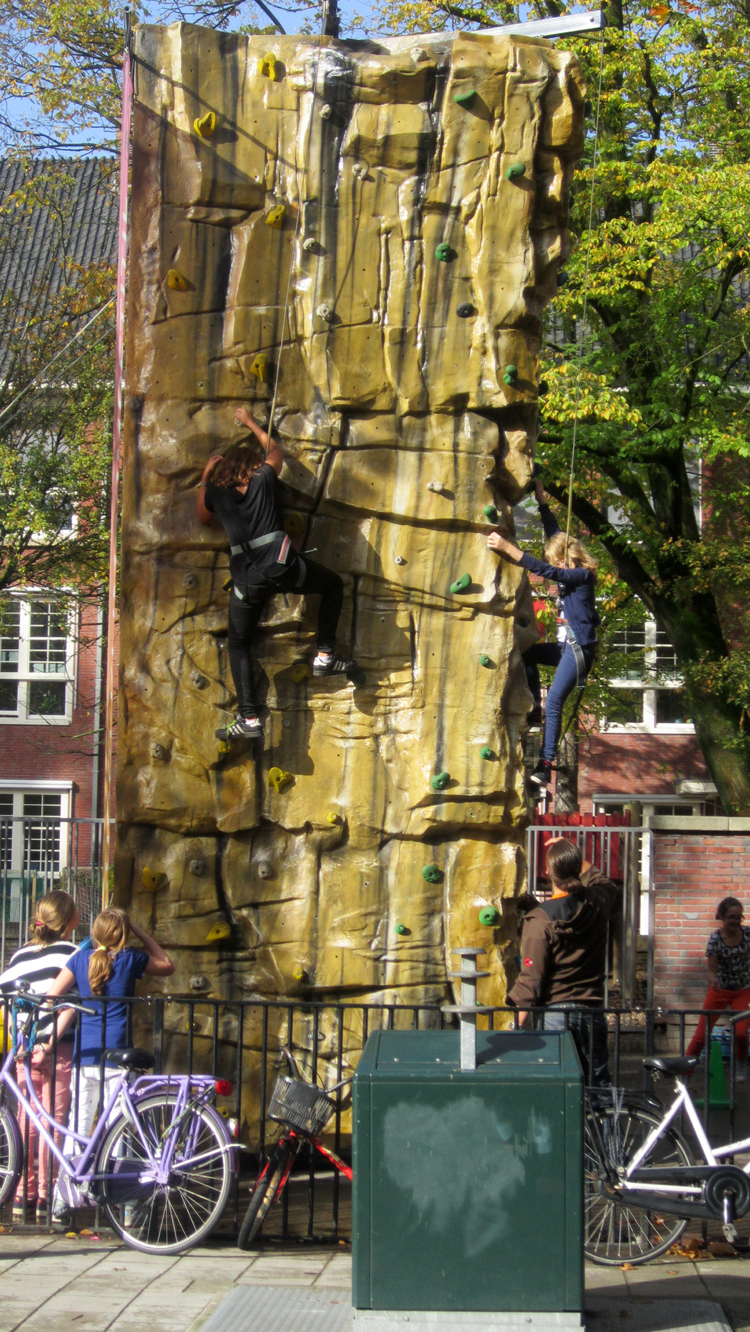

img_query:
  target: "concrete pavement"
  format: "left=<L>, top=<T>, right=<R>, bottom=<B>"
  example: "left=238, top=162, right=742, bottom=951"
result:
left=0, top=1237, right=749, bottom=1332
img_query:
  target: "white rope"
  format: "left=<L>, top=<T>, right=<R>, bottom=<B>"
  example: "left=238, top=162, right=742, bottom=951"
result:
left=564, top=34, right=606, bottom=556
left=0, top=298, right=115, bottom=429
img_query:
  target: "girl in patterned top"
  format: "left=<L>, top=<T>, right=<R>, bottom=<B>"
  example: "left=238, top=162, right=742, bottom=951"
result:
left=687, top=897, right=750, bottom=1079
left=0, top=890, right=79, bottom=1221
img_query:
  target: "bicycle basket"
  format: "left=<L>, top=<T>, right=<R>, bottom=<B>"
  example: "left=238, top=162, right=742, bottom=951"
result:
left=268, top=1074, right=337, bottom=1136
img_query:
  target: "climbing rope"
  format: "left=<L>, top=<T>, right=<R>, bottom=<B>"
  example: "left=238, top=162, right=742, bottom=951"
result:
left=563, top=32, right=606, bottom=558
left=266, top=19, right=329, bottom=442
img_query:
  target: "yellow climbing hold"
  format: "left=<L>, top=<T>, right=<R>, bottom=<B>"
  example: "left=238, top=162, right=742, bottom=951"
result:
left=166, top=269, right=190, bottom=291
left=265, top=204, right=285, bottom=229
left=290, top=662, right=311, bottom=683
left=193, top=111, right=216, bottom=138
left=258, top=52, right=280, bottom=79
left=326, top=811, right=341, bottom=825
left=206, top=921, right=231, bottom=943
left=292, top=965, right=306, bottom=981
left=141, top=867, right=167, bottom=892
left=218, top=739, right=232, bottom=754
left=249, top=353, right=268, bottom=383
left=284, top=511, right=306, bottom=538
left=269, top=766, right=293, bottom=793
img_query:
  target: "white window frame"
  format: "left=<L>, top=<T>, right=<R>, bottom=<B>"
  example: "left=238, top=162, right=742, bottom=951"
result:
left=0, top=784, right=72, bottom=926
left=0, top=594, right=76, bottom=726
left=605, top=618, right=694, bottom=735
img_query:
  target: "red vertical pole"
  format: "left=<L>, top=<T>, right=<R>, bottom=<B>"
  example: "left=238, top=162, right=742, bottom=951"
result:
left=101, top=42, right=133, bottom=903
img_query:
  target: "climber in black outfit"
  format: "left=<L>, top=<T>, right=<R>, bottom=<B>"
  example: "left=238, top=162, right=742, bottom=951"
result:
left=197, top=407, right=357, bottom=742
left=488, top=478, right=599, bottom=790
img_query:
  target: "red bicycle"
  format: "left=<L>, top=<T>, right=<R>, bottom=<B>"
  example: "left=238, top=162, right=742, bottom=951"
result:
left=237, top=1047, right=352, bottom=1249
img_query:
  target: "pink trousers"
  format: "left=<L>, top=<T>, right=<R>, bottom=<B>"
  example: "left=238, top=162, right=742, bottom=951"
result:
left=15, top=1047, right=73, bottom=1202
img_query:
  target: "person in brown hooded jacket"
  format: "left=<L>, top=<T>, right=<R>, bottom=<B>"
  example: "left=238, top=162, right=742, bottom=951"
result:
left=509, top=837, right=618, bottom=1085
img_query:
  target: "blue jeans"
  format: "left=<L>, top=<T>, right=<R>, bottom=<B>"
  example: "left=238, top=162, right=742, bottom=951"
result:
left=523, top=642, right=595, bottom=762
left=543, top=1007, right=611, bottom=1086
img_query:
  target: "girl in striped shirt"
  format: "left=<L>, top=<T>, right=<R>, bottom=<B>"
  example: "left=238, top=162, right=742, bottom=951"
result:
left=0, top=890, right=79, bottom=1222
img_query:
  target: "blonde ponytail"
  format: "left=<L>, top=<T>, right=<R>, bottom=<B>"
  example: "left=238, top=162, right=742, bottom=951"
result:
left=88, top=908, right=130, bottom=996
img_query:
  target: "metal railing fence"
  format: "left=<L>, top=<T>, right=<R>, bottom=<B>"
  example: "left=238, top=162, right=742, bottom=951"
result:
left=1, top=994, right=746, bottom=1241
left=0, top=817, right=111, bottom=970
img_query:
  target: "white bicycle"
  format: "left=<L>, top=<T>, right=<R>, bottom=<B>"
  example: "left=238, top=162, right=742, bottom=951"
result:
left=585, top=1008, right=750, bottom=1265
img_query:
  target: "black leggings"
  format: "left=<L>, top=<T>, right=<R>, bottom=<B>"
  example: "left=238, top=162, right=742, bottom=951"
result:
left=227, top=557, right=344, bottom=715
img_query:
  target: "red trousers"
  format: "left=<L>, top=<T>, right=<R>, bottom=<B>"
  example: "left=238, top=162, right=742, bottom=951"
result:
left=686, top=986, right=750, bottom=1063
left=15, top=1047, right=73, bottom=1202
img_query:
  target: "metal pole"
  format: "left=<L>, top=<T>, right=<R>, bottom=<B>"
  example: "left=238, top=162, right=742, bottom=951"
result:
left=102, top=12, right=133, bottom=898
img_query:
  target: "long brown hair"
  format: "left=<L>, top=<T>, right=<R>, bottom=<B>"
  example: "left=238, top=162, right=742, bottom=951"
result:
left=211, top=443, right=266, bottom=488
left=29, top=890, right=77, bottom=945
left=88, top=908, right=130, bottom=996
left=545, top=838, right=585, bottom=896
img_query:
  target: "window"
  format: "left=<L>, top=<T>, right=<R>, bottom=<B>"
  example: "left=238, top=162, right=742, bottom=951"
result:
left=0, top=597, right=74, bottom=724
left=606, top=619, right=693, bottom=733
left=0, top=786, right=70, bottom=937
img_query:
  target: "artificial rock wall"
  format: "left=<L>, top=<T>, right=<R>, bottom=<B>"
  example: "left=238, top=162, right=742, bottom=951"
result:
left=118, top=21, right=584, bottom=1089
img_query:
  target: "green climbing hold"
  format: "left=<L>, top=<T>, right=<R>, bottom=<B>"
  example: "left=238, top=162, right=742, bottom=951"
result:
left=453, top=89, right=477, bottom=108
left=479, top=906, right=501, bottom=927
left=506, top=162, right=526, bottom=180
left=395, top=921, right=407, bottom=935
left=483, top=504, right=498, bottom=523
left=479, top=654, right=492, bottom=668
left=450, top=573, right=471, bottom=594
left=435, top=242, right=452, bottom=262
left=430, top=772, right=450, bottom=791
left=480, top=746, right=493, bottom=760
left=422, top=863, right=442, bottom=883
left=503, top=364, right=518, bottom=387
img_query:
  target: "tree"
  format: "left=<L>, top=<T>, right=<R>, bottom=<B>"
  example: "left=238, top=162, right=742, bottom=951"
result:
left=0, top=164, right=115, bottom=593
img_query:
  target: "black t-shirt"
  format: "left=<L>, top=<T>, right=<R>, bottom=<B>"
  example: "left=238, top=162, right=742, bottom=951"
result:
left=205, top=464, right=285, bottom=580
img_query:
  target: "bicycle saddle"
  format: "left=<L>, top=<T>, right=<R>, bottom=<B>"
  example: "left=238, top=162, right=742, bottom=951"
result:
left=642, top=1056, right=696, bottom=1076
left=104, top=1047, right=156, bottom=1070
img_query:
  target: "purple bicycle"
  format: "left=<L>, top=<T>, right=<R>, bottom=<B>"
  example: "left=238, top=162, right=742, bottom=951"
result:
left=0, top=987, right=239, bottom=1253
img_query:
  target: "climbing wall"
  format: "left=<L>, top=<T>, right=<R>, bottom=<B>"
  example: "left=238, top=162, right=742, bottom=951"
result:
left=119, top=22, right=584, bottom=1105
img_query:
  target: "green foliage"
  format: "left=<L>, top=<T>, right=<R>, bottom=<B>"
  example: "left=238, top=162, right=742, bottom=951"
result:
left=0, top=164, right=114, bottom=592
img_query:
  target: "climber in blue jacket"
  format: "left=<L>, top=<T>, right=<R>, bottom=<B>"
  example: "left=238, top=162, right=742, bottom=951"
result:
left=488, top=478, right=599, bottom=790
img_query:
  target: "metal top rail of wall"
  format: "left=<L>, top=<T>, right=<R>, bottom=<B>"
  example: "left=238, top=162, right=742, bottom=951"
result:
left=525, top=821, right=655, bottom=1011
left=0, top=817, right=111, bottom=970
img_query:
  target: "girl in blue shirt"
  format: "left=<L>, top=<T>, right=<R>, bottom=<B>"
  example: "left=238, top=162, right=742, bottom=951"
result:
left=45, top=907, right=174, bottom=1228
left=488, top=481, right=599, bottom=791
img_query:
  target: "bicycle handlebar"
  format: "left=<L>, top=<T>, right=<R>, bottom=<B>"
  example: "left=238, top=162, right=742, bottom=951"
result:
left=9, top=987, right=97, bottom=1018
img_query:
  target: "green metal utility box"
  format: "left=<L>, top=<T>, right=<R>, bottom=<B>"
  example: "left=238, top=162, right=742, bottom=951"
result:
left=352, top=1029, right=583, bottom=1314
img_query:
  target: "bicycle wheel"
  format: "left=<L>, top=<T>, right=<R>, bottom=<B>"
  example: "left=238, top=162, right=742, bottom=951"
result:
left=96, top=1092, right=234, bottom=1255
left=0, top=1103, right=22, bottom=1208
left=237, top=1140, right=294, bottom=1250
left=584, top=1096, right=693, bottom=1265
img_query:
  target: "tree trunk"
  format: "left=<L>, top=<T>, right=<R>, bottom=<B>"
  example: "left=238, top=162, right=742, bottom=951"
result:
left=554, top=722, right=579, bottom=813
